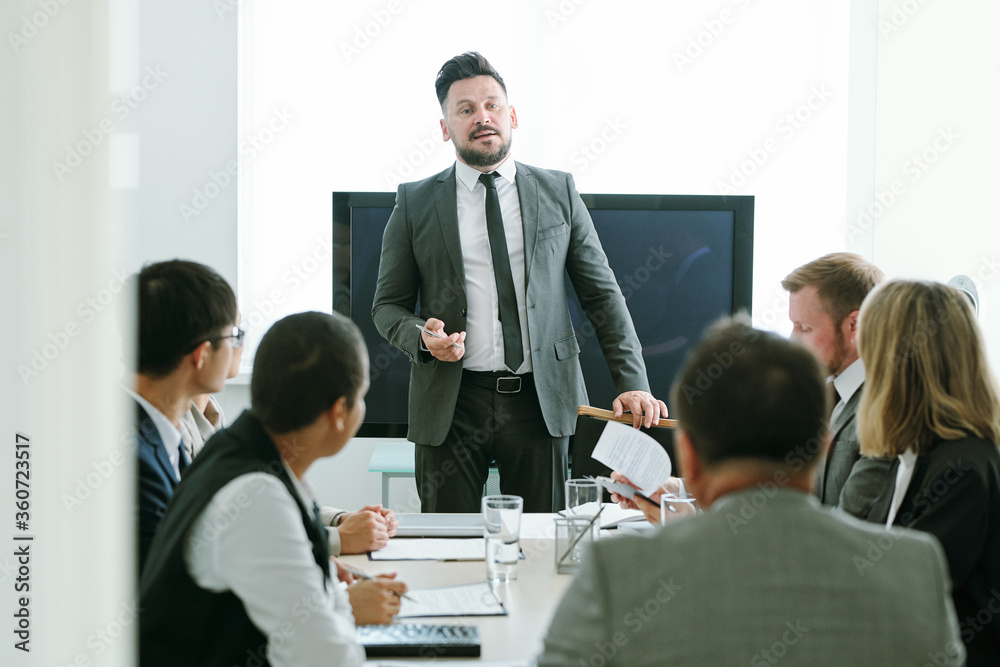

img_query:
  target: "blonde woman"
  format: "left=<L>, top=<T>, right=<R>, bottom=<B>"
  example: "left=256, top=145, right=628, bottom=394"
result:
left=858, top=279, right=1000, bottom=665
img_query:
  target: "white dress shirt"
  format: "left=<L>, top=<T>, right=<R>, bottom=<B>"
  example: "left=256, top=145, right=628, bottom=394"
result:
left=831, top=358, right=866, bottom=424
left=886, top=449, right=919, bottom=528
left=184, top=464, right=364, bottom=667
left=125, top=387, right=184, bottom=479
left=454, top=157, right=532, bottom=373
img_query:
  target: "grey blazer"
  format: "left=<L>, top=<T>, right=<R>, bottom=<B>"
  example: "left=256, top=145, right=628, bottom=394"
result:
left=372, top=162, right=648, bottom=447
left=538, top=489, right=964, bottom=667
left=814, top=385, right=893, bottom=519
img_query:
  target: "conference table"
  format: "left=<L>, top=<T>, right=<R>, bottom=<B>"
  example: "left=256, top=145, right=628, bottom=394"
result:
left=340, top=513, right=612, bottom=663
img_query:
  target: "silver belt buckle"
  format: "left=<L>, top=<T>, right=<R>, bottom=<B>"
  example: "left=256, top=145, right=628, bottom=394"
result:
left=496, top=376, right=521, bottom=394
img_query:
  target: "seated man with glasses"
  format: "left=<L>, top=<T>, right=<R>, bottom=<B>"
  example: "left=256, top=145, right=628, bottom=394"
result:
left=127, top=259, right=240, bottom=575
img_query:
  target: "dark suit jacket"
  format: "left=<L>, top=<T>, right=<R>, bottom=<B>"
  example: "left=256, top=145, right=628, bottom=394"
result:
left=814, top=385, right=893, bottom=518
left=372, top=162, right=649, bottom=446
left=135, top=401, right=182, bottom=574
left=869, top=436, right=1000, bottom=665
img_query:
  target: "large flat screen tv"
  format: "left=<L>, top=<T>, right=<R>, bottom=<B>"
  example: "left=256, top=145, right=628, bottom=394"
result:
left=332, top=191, right=754, bottom=438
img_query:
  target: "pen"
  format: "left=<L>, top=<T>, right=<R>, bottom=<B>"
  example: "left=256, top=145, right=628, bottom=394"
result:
left=415, top=323, right=464, bottom=349
left=340, top=563, right=415, bottom=602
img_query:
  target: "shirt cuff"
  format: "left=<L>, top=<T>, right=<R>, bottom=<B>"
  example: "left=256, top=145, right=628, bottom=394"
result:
left=326, top=526, right=342, bottom=557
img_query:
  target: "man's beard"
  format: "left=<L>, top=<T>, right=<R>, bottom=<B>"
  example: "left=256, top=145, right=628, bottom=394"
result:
left=828, top=327, right=848, bottom=375
left=457, top=134, right=512, bottom=168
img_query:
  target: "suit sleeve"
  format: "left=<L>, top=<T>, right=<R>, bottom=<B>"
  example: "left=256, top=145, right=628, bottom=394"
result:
left=561, top=173, right=649, bottom=394
left=371, top=184, right=429, bottom=365
left=537, top=541, right=613, bottom=666
left=137, top=456, right=172, bottom=574
left=838, top=455, right=895, bottom=519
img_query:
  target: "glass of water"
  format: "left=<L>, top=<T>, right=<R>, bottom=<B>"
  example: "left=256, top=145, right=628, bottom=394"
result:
left=482, top=495, right=523, bottom=583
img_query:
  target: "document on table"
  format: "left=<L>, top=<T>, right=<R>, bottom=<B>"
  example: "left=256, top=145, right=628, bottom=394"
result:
left=396, top=582, right=507, bottom=618
left=591, top=421, right=672, bottom=496
left=562, top=502, right=645, bottom=529
left=374, top=662, right=529, bottom=667
left=368, top=538, right=486, bottom=561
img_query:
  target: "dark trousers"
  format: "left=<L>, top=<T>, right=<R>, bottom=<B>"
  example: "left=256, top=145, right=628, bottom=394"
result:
left=414, top=373, right=569, bottom=513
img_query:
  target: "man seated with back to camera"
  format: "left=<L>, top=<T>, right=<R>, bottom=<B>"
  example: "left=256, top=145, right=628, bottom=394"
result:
left=537, top=317, right=964, bottom=666
left=140, top=312, right=406, bottom=667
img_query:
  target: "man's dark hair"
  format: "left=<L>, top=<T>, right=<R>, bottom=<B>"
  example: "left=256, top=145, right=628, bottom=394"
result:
left=135, top=260, right=237, bottom=377
left=435, top=51, right=507, bottom=107
left=669, top=317, right=828, bottom=470
left=251, top=311, right=366, bottom=434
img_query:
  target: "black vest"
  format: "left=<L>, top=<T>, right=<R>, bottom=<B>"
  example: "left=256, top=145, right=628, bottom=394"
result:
left=139, top=411, right=331, bottom=667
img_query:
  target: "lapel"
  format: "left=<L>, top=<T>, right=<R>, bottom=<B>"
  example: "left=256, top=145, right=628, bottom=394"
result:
left=137, top=403, right=181, bottom=486
left=818, top=385, right=863, bottom=495
left=514, top=162, right=539, bottom=282
left=830, top=386, right=862, bottom=439
left=433, top=166, right=465, bottom=281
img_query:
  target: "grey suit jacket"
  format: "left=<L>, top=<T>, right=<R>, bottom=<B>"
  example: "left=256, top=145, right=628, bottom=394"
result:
left=538, top=488, right=964, bottom=667
left=372, top=162, right=649, bottom=446
left=814, top=385, right=893, bottom=519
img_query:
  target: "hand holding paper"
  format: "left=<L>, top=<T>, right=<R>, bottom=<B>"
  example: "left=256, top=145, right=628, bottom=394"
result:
left=591, top=421, right=672, bottom=497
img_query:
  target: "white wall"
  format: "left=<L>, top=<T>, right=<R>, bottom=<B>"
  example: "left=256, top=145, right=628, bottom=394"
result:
left=871, top=0, right=1000, bottom=366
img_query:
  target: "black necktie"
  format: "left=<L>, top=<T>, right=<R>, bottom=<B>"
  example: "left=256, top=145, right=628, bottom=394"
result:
left=178, top=441, right=190, bottom=473
left=479, top=171, right=523, bottom=373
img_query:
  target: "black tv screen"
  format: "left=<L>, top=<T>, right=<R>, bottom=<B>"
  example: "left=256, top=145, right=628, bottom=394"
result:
left=333, top=192, right=754, bottom=438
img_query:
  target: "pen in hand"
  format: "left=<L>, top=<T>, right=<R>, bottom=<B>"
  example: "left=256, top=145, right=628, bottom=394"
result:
left=415, top=323, right=464, bottom=349
left=340, top=563, right=415, bottom=602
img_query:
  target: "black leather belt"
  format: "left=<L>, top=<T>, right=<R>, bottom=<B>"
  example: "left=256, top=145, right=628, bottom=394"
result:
left=462, top=370, right=531, bottom=394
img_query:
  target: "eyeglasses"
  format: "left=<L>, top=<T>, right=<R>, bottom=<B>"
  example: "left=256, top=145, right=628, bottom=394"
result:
left=212, top=326, right=246, bottom=349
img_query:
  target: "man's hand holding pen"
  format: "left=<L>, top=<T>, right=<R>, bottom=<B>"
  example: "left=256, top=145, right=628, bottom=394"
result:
left=419, top=318, right=466, bottom=362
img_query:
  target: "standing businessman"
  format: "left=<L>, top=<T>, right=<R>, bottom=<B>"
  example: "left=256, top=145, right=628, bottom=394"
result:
left=373, top=52, right=665, bottom=513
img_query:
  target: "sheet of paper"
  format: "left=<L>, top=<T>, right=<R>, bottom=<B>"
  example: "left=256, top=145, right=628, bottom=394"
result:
left=591, top=421, right=672, bottom=496
left=368, top=538, right=485, bottom=561
left=564, top=502, right=645, bottom=529
left=373, top=662, right=530, bottom=667
left=395, top=582, right=507, bottom=618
